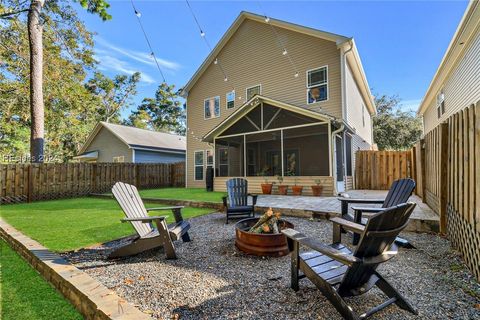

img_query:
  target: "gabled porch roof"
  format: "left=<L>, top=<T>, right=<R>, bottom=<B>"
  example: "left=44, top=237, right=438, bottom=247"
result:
left=202, top=95, right=335, bottom=143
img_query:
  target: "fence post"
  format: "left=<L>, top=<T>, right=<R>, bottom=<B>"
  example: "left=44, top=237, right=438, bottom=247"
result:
left=27, top=164, right=33, bottom=202
left=170, top=164, right=175, bottom=187
left=438, top=122, right=449, bottom=234
left=135, top=164, right=140, bottom=188
left=419, top=139, right=426, bottom=203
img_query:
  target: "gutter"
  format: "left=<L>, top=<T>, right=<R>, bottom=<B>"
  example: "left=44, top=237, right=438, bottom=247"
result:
left=331, top=124, right=345, bottom=195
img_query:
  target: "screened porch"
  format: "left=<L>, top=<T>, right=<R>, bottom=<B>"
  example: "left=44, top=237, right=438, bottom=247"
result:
left=203, top=97, right=337, bottom=196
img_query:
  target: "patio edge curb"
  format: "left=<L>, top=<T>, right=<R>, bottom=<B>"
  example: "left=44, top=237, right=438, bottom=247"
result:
left=0, top=218, right=151, bottom=320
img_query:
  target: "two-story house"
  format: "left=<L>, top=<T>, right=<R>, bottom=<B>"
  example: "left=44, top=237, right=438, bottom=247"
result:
left=181, top=11, right=375, bottom=195
left=418, top=0, right=480, bottom=134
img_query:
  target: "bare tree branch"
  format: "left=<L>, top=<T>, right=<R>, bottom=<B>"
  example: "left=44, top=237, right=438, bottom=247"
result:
left=0, top=8, right=29, bottom=19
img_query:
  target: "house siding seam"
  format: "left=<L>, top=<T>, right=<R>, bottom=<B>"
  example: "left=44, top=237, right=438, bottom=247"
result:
left=186, top=19, right=343, bottom=188
left=423, top=30, right=480, bottom=134
left=84, top=127, right=132, bottom=162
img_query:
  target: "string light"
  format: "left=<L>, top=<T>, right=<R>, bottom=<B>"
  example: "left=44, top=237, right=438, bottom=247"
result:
left=257, top=2, right=300, bottom=79
left=185, top=0, right=230, bottom=84
left=130, top=0, right=166, bottom=83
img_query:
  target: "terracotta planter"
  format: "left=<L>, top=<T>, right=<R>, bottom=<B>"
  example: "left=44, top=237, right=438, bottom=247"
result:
left=277, top=185, right=289, bottom=195
left=311, top=185, right=323, bottom=196
left=261, top=183, right=273, bottom=195
left=292, top=185, right=303, bottom=196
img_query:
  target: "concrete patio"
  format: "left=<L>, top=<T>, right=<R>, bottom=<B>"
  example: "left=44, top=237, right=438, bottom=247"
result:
left=255, top=190, right=439, bottom=233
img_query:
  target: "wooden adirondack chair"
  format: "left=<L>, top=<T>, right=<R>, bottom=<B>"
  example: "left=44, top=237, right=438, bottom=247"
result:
left=338, top=178, right=416, bottom=244
left=283, top=202, right=417, bottom=320
left=109, top=182, right=191, bottom=259
left=222, top=178, right=258, bottom=224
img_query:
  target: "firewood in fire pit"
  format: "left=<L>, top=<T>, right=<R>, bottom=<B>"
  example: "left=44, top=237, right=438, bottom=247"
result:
left=249, top=208, right=282, bottom=234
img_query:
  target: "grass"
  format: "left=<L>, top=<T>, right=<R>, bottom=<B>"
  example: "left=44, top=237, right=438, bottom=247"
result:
left=0, top=240, right=83, bottom=320
left=0, top=197, right=213, bottom=252
left=139, top=187, right=226, bottom=203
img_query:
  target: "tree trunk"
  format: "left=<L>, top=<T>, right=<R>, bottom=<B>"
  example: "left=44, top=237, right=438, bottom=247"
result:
left=28, top=0, right=45, bottom=163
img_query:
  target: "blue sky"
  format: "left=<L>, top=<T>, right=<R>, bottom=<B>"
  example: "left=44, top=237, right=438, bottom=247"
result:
left=77, top=0, right=469, bottom=118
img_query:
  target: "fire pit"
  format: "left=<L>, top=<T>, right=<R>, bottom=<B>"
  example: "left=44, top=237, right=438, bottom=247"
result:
left=235, top=217, right=294, bottom=257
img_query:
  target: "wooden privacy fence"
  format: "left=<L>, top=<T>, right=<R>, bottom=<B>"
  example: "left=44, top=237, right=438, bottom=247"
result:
left=0, top=162, right=185, bottom=204
left=354, top=150, right=415, bottom=190
left=445, top=102, right=480, bottom=281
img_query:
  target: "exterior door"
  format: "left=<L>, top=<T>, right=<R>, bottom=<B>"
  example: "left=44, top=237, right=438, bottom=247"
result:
left=335, top=135, right=345, bottom=193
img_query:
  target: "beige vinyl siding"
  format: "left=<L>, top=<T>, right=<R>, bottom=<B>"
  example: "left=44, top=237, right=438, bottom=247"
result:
left=186, top=19, right=342, bottom=187
left=84, top=127, right=132, bottom=162
left=423, top=30, right=480, bottom=133
left=345, top=62, right=373, bottom=145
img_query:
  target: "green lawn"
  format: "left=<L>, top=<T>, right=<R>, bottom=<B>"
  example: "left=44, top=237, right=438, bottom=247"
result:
left=0, top=197, right=213, bottom=252
left=139, top=187, right=226, bottom=203
left=0, top=240, right=83, bottom=320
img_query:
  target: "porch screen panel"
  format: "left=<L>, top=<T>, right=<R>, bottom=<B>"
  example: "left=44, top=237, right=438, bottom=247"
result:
left=245, top=130, right=282, bottom=176
left=262, top=104, right=317, bottom=130
left=282, top=124, right=329, bottom=176
left=215, top=136, right=244, bottom=177
left=222, top=106, right=262, bottom=136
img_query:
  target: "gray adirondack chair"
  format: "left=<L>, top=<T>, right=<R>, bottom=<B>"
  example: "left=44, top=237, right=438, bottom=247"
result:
left=338, top=178, right=416, bottom=244
left=109, top=182, right=191, bottom=259
left=283, top=202, right=418, bottom=320
left=222, top=178, right=258, bottom=224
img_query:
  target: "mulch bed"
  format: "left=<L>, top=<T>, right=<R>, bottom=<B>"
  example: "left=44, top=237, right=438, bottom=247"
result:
left=63, top=213, right=480, bottom=319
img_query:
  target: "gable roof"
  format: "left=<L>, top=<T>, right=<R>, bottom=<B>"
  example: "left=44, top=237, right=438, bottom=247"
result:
left=79, top=122, right=186, bottom=154
left=180, top=11, right=351, bottom=97
left=202, top=94, right=333, bottom=142
left=418, top=0, right=480, bottom=115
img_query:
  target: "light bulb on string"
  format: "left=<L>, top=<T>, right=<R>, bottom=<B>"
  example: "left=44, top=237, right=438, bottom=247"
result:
left=282, top=49, right=288, bottom=56
left=200, top=30, right=205, bottom=37
left=214, top=58, right=218, bottom=64
left=264, top=16, right=270, bottom=23
left=224, top=77, right=228, bottom=82
left=294, top=72, right=299, bottom=78
left=134, top=10, right=141, bottom=18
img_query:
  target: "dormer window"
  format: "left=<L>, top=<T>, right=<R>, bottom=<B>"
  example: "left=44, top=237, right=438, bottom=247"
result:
left=436, top=90, right=445, bottom=118
left=307, top=66, right=328, bottom=104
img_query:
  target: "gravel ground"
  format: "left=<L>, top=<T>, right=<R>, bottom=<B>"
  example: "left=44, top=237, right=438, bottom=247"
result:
left=63, top=213, right=480, bottom=319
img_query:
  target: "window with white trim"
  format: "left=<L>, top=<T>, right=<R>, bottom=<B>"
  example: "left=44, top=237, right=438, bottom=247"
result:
left=436, top=90, right=445, bottom=118
left=204, top=96, right=220, bottom=119
left=112, top=156, right=124, bottom=163
left=246, top=85, right=261, bottom=100
left=194, top=151, right=204, bottom=180
left=226, top=91, right=235, bottom=109
left=307, top=66, right=328, bottom=104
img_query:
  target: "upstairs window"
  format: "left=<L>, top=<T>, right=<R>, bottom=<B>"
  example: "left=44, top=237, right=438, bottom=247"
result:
left=307, top=66, right=328, bottom=104
left=246, top=85, right=261, bottom=100
left=436, top=90, right=445, bottom=118
left=204, top=96, right=220, bottom=119
left=226, top=91, right=235, bottom=109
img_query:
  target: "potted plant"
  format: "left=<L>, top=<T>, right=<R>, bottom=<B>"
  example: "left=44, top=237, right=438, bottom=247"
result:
left=311, top=179, right=323, bottom=196
left=291, top=177, right=303, bottom=195
left=277, top=175, right=288, bottom=195
left=260, top=177, right=274, bottom=195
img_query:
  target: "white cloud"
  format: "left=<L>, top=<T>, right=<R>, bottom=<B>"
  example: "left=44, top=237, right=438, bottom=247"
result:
left=96, top=37, right=181, bottom=71
left=94, top=54, right=155, bottom=84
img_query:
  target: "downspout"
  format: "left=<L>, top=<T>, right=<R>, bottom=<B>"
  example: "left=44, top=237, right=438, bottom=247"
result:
left=331, top=123, right=345, bottom=195
left=341, top=39, right=354, bottom=122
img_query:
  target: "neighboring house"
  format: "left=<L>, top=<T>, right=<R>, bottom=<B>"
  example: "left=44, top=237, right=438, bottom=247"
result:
left=418, top=0, right=480, bottom=134
left=181, top=11, right=376, bottom=195
left=75, top=122, right=186, bottom=163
